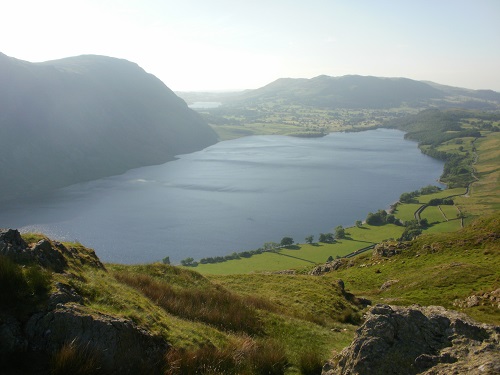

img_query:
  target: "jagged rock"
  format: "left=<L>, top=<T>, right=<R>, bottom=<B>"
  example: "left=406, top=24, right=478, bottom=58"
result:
left=0, top=228, right=28, bottom=257
left=323, top=304, right=500, bottom=375
left=29, top=239, right=68, bottom=272
left=310, top=259, right=347, bottom=275
left=25, top=305, right=169, bottom=374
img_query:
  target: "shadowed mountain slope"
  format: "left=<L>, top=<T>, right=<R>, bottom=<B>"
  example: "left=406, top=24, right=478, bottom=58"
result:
left=0, top=53, right=218, bottom=201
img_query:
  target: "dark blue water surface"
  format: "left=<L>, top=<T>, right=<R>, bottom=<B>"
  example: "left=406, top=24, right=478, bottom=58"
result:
left=0, top=129, right=445, bottom=264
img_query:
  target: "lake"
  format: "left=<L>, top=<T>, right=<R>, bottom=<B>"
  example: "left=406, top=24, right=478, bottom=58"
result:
left=0, top=129, right=445, bottom=264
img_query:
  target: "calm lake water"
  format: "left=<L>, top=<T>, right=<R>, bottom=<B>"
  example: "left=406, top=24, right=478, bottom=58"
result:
left=0, top=129, right=445, bottom=264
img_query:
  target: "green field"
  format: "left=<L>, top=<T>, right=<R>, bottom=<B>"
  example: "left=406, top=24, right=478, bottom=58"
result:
left=192, top=224, right=405, bottom=275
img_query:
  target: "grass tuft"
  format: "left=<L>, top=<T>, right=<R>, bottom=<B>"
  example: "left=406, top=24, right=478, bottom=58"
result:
left=298, top=349, right=325, bottom=375
left=50, top=340, right=102, bottom=375
left=164, top=339, right=288, bottom=375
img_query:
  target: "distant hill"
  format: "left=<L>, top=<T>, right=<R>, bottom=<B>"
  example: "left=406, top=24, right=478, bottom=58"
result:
left=0, top=53, right=218, bottom=201
left=221, top=75, right=500, bottom=109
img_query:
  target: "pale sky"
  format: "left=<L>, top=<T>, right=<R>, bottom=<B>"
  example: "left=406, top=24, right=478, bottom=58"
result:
left=1, top=0, right=499, bottom=91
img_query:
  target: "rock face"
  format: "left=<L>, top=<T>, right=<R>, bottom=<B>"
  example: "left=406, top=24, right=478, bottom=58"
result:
left=323, top=304, right=500, bottom=375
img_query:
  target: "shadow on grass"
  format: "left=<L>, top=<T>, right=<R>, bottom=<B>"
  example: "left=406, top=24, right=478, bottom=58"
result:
left=275, top=252, right=316, bottom=264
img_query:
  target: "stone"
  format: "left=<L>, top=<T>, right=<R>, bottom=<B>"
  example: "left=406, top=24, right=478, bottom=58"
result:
left=323, top=304, right=500, bottom=375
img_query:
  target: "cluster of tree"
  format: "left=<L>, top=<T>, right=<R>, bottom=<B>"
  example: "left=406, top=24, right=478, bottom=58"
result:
left=386, top=109, right=488, bottom=188
left=399, top=185, right=442, bottom=203
left=427, top=198, right=454, bottom=206
left=180, top=236, right=298, bottom=267
left=199, top=249, right=264, bottom=265
left=365, top=210, right=401, bottom=226
left=387, top=109, right=482, bottom=147
left=305, top=226, right=346, bottom=244
left=399, top=219, right=429, bottom=241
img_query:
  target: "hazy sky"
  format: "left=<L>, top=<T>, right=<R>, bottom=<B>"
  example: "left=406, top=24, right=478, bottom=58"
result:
left=1, top=0, right=499, bottom=91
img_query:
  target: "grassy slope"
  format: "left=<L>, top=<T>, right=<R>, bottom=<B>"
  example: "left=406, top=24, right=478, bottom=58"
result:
left=328, top=214, right=500, bottom=325
left=455, top=132, right=500, bottom=218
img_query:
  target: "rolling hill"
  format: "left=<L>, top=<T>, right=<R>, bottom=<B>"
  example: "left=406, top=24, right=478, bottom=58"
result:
left=0, top=53, right=218, bottom=202
left=218, top=75, right=500, bottom=109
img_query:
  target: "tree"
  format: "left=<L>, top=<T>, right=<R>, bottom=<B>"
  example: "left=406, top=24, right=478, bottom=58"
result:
left=305, top=235, right=314, bottom=244
left=180, top=257, right=197, bottom=267
left=162, top=256, right=170, bottom=265
left=280, top=237, right=294, bottom=247
left=327, top=255, right=334, bottom=262
left=334, top=225, right=346, bottom=239
left=355, top=220, right=363, bottom=228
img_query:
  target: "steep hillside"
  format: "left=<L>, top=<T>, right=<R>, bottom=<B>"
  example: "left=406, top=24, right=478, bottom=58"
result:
left=0, top=53, right=218, bottom=201
left=0, top=229, right=361, bottom=374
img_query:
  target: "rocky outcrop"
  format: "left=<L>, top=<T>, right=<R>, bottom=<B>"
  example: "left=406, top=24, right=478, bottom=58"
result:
left=323, top=304, right=500, bottom=375
left=0, top=228, right=168, bottom=374
left=372, top=241, right=410, bottom=258
left=0, top=228, right=104, bottom=272
left=26, top=305, right=168, bottom=374
left=0, top=228, right=28, bottom=256
left=310, top=259, right=352, bottom=276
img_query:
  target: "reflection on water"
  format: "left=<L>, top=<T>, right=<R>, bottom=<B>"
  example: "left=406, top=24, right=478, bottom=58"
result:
left=0, top=129, right=445, bottom=264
